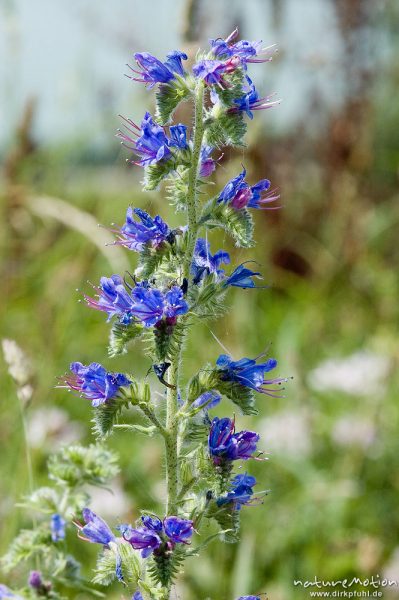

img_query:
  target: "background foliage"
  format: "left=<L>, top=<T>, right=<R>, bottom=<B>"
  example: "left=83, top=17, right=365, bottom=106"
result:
left=1, top=0, right=399, bottom=598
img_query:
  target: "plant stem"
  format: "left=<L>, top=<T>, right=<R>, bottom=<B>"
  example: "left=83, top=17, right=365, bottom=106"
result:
left=165, top=81, right=206, bottom=517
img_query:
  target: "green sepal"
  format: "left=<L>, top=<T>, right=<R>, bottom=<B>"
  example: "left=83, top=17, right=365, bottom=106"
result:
left=143, top=160, right=175, bottom=191
left=108, top=321, right=143, bottom=357
left=199, top=198, right=254, bottom=247
left=1, top=526, right=52, bottom=572
left=214, top=68, right=246, bottom=107
left=18, top=487, right=59, bottom=514
left=154, top=319, right=187, bottom=362
left=188, top=280, right=227, bottom=319
left=155, top=78, right=192, bottom=125
left=205, top=500, right=240, bottom=543
left=117, top=541, right=142, bottom=590
left=205, top=110, right=247, bottom=148
left=92, top=548, right=118, bottom=587
left=215, top=378, right=258, bottom=415
left=166, top=167, right=190, bottom=211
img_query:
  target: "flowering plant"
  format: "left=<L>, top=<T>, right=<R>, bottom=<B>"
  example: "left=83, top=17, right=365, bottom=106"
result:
left=1, top=29, right=286, bottom=600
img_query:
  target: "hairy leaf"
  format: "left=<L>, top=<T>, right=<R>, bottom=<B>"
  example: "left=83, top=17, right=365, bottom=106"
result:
left=199, top=198, right=254, bottom=247
left=108, top=321, right=143, bottom=357
left=155, top=79, right=192, bottom=125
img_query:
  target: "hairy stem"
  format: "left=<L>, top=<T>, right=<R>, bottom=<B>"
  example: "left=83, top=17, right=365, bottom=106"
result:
left=165, top=81, right=206, bottom=517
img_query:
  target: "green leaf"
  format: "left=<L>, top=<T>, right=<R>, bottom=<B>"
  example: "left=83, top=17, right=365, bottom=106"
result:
left=155, top=79, right=192, bottom=125
left=91, top=400, right=124, bottom=438
left=188, top=280, right=228, bottom=319
left=216, top=379, right=258, bottom=415
left=214, top=68, right=246, bottom=107
left=199, top=199, right=254, bottom=247
left=117, top=541, right=141, bottom=590
left=206, top=501, right=241, bottom=543
left=48, top=444, right=119, bottom=486
left=148, top=545, right=186, bottom=588
left=166, top=167, right=190, bottom=211
left=108, top=321, right=143, bottom=357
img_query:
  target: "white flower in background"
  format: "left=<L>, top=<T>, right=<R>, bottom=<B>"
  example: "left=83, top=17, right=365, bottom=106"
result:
left=332, top=414, right=376, bottom=449
left=2, top=338, right=33, bottom=393
left=307, top=350, right=391, bottom=396
left=88, top=478, right=130, bottom=519
left=27, top=407, right=83, bottom=449
left=260, top=409, right=312, bottom=458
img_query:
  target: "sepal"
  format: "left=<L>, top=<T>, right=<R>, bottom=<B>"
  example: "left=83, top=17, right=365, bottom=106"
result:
left=155, top=78, right=192, bottom=125
left=199, top=198, right=254, bottom=247
left=205, top=110, right=247, bottom=148
left=1, top=526, right=51, bottom=572
left=108, top=321, right=143, bottom=357
left=205, top=499, right=240, bottom=543
left=48, top=444, right=119, bottom=487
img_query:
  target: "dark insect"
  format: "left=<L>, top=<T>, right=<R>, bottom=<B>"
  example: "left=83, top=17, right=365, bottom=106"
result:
left=153, top=362, right=176, bottom=389
left=180, top=278, right=188, bottom=295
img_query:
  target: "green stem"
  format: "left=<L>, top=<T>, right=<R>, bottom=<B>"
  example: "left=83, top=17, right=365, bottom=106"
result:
left=165, top=81, right=206, bottom=517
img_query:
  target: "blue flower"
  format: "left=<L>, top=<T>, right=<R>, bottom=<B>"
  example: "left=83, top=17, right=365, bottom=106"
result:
left=232, top=76, right=278, bottom=119
left=61, top=362, right=131, bottom=407
left=123, top=514, right=193, bottom=557
left=191, top=238, right=230, bottom=284
left=51, top=513, right=66, bottom=542
left=237, top=596, right=261, bottom=600
left=209, top=29, right=275, bottom=65
left=132, top=593, right=144, bottom=600
left=130, top=287, right=165, bottom=327
left=199, top=145, right=216, bottom=177
left=84, top=275, right=135, bottom=324
left=77, top=508, right=115, bottom=546
left=217, top=474, right=258, bottom=510
left=164, top=286, right=189, bottom=319
left=118, top=112, right=172, bottom=167
left=169, top=124, right=189, bottom=149
left=163, top=516, right=193, bottom=544
left=113, top=207, right=171, bottom=252
left=129, top=50, right=187, bottom=88
left=216, top=354, right=287, bottom=397
left=208, top=417, right=260, bottom=465
left=218, top=168, right=279, bottom=210
left=224, top=263, right=264, bottom=289
left=192, top=390, right=221, bottom=411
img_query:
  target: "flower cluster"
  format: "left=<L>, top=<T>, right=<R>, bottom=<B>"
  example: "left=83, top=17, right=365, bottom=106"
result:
left=216, top=353, right=288, bottom=397
left=85, top=277, right=188, bottom=327
left=218, top=168, right=280, bottom=210
left=217, top=473, right=258, bottom=510
left=121, top=515, right=193, bottom=558
left=208, top=417, right=260, bottom=465
left=60, top=362, right=131, bottom=406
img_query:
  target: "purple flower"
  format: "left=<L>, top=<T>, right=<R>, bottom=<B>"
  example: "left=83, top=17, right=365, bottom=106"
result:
left=237, top=597, right=261, bottom=600
left=217, top=474, right=258, bottom=510
left=123, top=515, right=193, bottom=557
left=192, top=55, right=241, bottom=87
left=117, top=112, right=172, bottom=167
left=210, top=30, right=276, bottom=64
left=232, top=76, right=279, bottom=119
left=199, top=145, right=216, bottom=177
left=28, top=571, right=46, bottom=592
left=51, top=513, right=66, bottom=542
left=191, top=238, right=230, bottom=284
left=84, top=275, right=135, bottom=324
left=77, top=508, right=115, bottom=546
left=60, top=362, right=131, bottom=407
left=216, top=354, right=288, bottom=397
left=132, top=593, right=144, bottom=600
left=123, top=526, right=162, bottom=558
left=224, top=263, right=265, bottom=289
left=112, top=207, right=171, bottom=252
left=128, top=50, right=187, bottom=88
left=163, top=516, right=193, bottom=544
left=208, top=417, right=259, bottom=465
left=192, top=390, right=221, bottom=411
left=218, top=168, right=280, bottom=210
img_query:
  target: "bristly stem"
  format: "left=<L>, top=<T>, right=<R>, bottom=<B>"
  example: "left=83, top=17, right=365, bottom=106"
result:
left=165, top=80, right=206, bottom=517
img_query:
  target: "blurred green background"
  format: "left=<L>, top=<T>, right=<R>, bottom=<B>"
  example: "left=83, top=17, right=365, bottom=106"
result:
left=1, top=0, right=399, bottom=598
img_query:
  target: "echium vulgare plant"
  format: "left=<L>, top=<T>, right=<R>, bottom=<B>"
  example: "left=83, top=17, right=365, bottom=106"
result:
left=1, top=29, right=287, bottom=600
